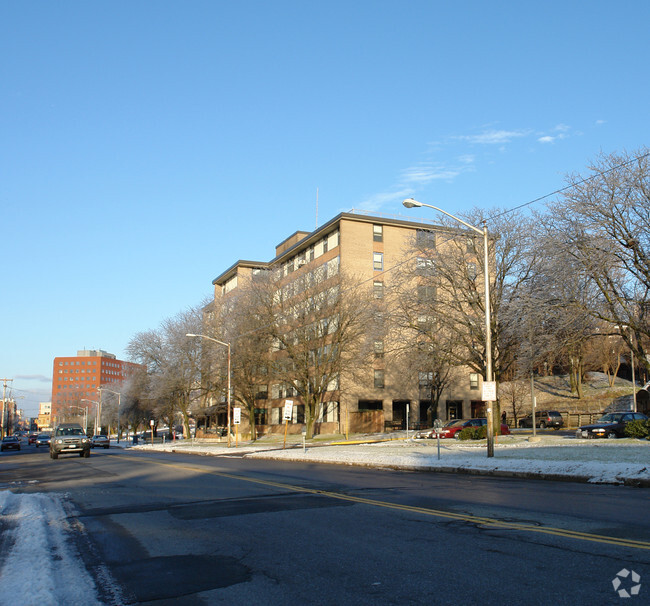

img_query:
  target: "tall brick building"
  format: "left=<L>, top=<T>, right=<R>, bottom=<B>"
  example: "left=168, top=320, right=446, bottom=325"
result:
left=51, top=349, right=142, bottom=423
left=205, top=210, right=487, bottom=437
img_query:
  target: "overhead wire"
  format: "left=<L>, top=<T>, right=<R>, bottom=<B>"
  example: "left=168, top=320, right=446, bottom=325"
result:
left=486, top=149, right=650, bottom=224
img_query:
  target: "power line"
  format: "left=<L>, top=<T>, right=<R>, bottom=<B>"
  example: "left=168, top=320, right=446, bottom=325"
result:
left=488, top=150, right=650, bottom=223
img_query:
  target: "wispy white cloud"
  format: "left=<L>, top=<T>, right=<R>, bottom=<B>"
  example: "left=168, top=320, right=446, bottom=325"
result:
left=537, top=123, right=572, bottom=144
left=400, top=162, right=463, bottom=185
left=455, top=129, right=530, bottom=145
left=357, top=188, right=413, bottom=211
left=357, top=155, right=477, bottom=212
left=359, top=123, right=557, bottom=212
left=15, top=375, right=51, bottom=383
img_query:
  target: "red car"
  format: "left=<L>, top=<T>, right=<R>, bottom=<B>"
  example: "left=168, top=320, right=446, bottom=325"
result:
left=28, top=434, right=38, bottom=445
left=435, top=418, right=510, bottom=439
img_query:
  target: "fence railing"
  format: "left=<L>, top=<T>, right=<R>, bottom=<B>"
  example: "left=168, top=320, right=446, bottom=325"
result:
left=505, top=412, right=605, bottom=429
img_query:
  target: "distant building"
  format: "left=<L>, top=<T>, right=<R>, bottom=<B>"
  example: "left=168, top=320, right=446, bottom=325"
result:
left=51, top=350, right=142, bottom=422
left=37, top=401, right=52, bottom=431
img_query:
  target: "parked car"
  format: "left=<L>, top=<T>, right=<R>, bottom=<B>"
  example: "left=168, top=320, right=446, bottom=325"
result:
left=413, top=428, right=434, bottom=439
left=91, top=435, right=110, bottom=449
left=519, top=411, right=564, bottom=429
left=35, top=433, right=51, bottom=447
left=28, top=433, right=38, bottom=444
left=1, top=436, right=21, bottom=451
left=577, top=412, right=648, bottom=439
left=434, top=418, right=511, bottom=439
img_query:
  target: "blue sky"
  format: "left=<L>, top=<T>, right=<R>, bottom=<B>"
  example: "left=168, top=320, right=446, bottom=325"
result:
left=2, top=1, right=649, bottom=417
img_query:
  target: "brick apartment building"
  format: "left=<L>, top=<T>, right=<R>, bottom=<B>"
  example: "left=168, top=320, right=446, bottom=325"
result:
left=51, top=349, right=142, bottom=424
left=202, top=210, right=487, bottom=437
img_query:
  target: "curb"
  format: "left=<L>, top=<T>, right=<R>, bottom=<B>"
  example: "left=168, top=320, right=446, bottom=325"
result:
left=151, top=446, right=650, bottom=488
left=246, top=454, right=650, bottom=487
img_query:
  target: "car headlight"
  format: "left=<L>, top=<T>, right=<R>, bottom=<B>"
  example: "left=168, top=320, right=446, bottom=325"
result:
left=82, top=438, right=89, bottom=443
left=593, top=429, right=605, bottom=433
left=56, top=439, right=63, bottom=444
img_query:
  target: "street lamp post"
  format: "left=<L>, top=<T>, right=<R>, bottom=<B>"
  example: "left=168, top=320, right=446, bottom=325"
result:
left=99, top=388, right=122, bottom=443
left=403, top=198, right=496, bottom=457
left=81, top=399, right=99, bottom=436
left=186, top=333, right=232, bottom=447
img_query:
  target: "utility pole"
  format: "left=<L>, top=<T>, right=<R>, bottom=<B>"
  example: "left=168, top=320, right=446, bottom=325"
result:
left=1, top=378, right=14, bottom=439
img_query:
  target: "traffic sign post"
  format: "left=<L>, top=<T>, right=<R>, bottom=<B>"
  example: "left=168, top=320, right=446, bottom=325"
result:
left=283, top=400, right=293, bottom=449
left=482, top=381, right=497, bottom=454
left=233, top=407, right=241, bottom=447
left=433, top=418, right=443, bottom=460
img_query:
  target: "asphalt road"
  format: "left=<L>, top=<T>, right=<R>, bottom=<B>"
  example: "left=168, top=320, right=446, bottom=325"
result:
left=1, top=444, right=648, bottom=605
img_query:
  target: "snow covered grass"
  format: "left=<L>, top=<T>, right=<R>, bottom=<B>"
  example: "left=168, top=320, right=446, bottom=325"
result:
left=133, top=433, right=650, bottom=486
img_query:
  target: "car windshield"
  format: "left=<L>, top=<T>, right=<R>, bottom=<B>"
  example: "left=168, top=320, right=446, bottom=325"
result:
left=445, top=420, right=465, bottom=427
left=597, top=413, right=623, bottom=423
left=56, top=428, right=85, bottom=436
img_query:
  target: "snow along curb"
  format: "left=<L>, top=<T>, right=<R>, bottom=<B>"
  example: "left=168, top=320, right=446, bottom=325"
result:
left=159, top=445, right=650, bottom=487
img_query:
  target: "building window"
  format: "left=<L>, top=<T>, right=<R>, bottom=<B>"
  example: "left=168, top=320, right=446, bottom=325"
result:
left=373, top=281, right=384, bottom=299
left=373, top=252, right=383, bottom=271
left=417, top=285, right=436, bottom=302
left=374, top=340, right=384, bottom=358
left=416, top=257, right=435, bottom=276
left=416, top=228, right=436, bottom=248
left=373, top=224, right=383, bottom=242
left=419, top=371, right=433, bottom=388
left=470, top=373, right=479, bottom=390
left=467, top=262, right=477, bottom=281
left=374, top=370, right=385, bottom=389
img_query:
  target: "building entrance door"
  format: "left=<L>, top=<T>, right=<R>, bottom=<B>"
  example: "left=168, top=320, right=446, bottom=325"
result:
left=392, top=400, right=409, bottom=429
left=446, top=400, right=462, bottom=420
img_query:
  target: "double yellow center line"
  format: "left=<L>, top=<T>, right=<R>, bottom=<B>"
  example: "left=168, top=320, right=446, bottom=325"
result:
left=134, top=456, right=650, bottom=551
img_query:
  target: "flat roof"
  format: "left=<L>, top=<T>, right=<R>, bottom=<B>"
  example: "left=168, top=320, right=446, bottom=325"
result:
left=211, top=209, right=447, bottom=285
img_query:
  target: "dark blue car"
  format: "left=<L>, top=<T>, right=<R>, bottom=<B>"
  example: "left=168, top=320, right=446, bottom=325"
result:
left=577, top=412, right=648, bottom=439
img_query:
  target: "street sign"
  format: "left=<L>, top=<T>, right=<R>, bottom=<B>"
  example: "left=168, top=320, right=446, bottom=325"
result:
left=482, top=381, right=497, bottom=402
left=283, top=400, right=294, bottom=422
left=233, top=407, right=241, bottom=425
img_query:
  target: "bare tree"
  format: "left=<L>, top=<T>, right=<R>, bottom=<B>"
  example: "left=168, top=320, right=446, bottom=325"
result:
left=582, top=331, right=624, bottom=388
left=545, top=148, right=650, bottom=372
left=498, top=380, right=529, bottom=428
left=387, top=248, right=457, bottom=425
left=126, top=304, right=206, bottom=437
left=208, top=282, right=275, bottom=441
left=396, top=209, right=537, bottom=430
left=248, top=266, right=371, bottom=439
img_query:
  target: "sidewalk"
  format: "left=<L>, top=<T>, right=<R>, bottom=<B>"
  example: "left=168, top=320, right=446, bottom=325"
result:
left=128, top=432, right=650, bottom=487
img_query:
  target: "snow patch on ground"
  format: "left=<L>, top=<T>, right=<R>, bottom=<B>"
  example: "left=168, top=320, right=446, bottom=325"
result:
left=0, top=490, right=102, bottom=606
